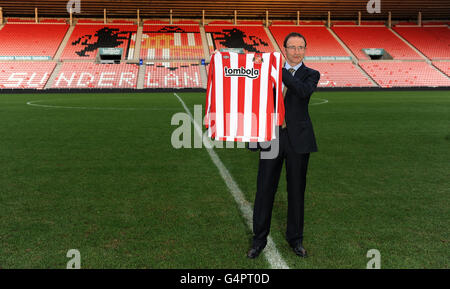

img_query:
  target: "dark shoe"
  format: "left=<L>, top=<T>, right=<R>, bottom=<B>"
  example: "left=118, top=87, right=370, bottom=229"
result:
left=247, top=245, right=265, bottom=259
left=291, top=244, right=307, bottom=258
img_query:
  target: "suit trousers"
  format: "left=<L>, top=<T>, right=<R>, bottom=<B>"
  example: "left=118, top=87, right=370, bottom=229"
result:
left=252, top=127, right=310, bottom=248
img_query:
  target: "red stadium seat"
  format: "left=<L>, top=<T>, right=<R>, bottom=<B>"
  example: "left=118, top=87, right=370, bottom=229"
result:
left=393, top=27, right=450, bottom=60
left=432, top=62, right=450, bottom=76
left=0, top=24, right=69, bottom=58
left=52, top=62, right=139, bottom=88
left=269, top=26, right=350, bottom=58
left=144, top=62, right=203, bottom=88
left=332, top=26, right=422, bottom=60
left=76, top=19, right=105, bottom=24
left=6, top=18, right=36, bottom=23
left=306, top=62, right=376, bottom=87
left=0, top=62, right=56, bottom=89
left=204, top=25, right=274, bottom=54
left=271, top=21, right=325, bottom=26
left=359, top=61, right=450, bottom=87
left=132, top=25, right=204, bottom=60
left=60, top=25, right=138, bottom=60
left=109, top=19, right=136, bottom=24
left=143, top=20, right=170, bottom=25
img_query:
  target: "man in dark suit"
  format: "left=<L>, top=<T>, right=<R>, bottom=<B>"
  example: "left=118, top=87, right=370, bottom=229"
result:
left=247, top=32, right=320, bottom=259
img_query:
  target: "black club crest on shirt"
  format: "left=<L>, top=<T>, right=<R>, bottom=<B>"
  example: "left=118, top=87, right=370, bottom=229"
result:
left=253, top=55, right=263, bottom=64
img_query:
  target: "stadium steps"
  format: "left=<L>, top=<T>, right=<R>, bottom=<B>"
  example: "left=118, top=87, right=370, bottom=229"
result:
left=326, top=26, right=358, bottom=63
left=430, top=61, right=450, bottom=79
left=393, top=26, right=450, bottom=60
left=354, top=63, right=379, bottom=87
left=137, top=63, right=146, bottom=89
left=431, top=61, right=449, bottom=77
left=389, top=28, right=449, bottom=80
left=53, top=24, right=75, bottom=60
left=132, top=25, right=143, bottom=61
left=325, top=27, right=378, bottom=86
left=199, top=25, right=211, bottom=60
left=200, top=63, right=207, bottom=89
left=199, top=24, right=212, bottom=90
left=264, top=26, right=281, bottom=53
left=44, top=61, right=62, bottom=89
left=388, top=27, right=430, bottom=63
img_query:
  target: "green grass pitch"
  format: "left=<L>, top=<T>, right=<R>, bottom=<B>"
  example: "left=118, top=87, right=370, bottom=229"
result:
left=0, top=90, right=448, bottom=268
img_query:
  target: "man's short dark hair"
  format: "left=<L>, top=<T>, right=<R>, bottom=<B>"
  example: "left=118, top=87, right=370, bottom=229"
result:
left=283, top=32, right=307, bottom=48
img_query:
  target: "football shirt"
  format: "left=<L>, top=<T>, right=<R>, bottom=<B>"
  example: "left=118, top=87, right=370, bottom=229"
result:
left=205, top=51, right=284, bottom=142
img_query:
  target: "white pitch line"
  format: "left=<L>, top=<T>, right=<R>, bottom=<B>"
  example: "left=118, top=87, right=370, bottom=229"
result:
left=311, top=98, right=329, bottom=105
left=310, top=98, right=329, bottom=106
left=173, top=92, right=289, bottom=269
left=26, top=100, right=181, bottom=111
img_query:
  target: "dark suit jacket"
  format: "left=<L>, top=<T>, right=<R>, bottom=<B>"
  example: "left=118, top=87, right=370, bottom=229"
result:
left=282, top=63, right=320, bottom=154
left=248, top=63, right=320, bottom=154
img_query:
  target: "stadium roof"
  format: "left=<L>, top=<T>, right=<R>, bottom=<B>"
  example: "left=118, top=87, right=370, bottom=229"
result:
left=0, top=0, right=449, bottom=20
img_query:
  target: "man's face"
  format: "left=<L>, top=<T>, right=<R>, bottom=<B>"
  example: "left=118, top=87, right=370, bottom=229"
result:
left=284, top=36, right=306, bottom=67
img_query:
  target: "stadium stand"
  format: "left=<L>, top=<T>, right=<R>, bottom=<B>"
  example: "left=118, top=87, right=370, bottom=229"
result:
left=332, top=21, right=357, bottom=26
left=52, top=62, right=139, bottom=88
left=306, top=62, right=376, bottom=87
left=203, top=60, right=375, bottom=88
left=422, top=21, right=448, bottom=26
left=271, top=21, right=325, bottom=26
left=174, top=20, right=201, bottom=25
left=206, top=20, right=234, bottom=25
left=143, top=20, right=170, bottom=25
left=332, top=26, right=423, bottom=60
left=269, top=26, right=350, bottom=58
left=109, top=19, right=136, bottom=24
left=132, top=24, right=204, bottom=60
left=0, top=12, right=448, bottom=90
left=360, top=21, right=386, bottom=25
left=0, top=23, right=69, bottom=58
left=142, top=20, right=200, bottom=25
left=432, top=61, right=450, bottom=76
left=7, top=18, right=67, bottom=24
left=393, top=26, right=450, bottom=60
left=359, top=61, right=450, bottom=87
left=394, top=22, right=419, bottom=26
left=204, top=25, right=274, bottom=54
left=60, top=25, right=138, bottom=60
left=0, top=62, right=56, bottom=89
left=39, top=19, right=68, bottom=24
left=144, top=62, right=202, bottom=88
left=237, top=20, right=264, bottom=25
left=76, top=19, right=105, bottom=24
left=5, top=18, right=36, bottom=23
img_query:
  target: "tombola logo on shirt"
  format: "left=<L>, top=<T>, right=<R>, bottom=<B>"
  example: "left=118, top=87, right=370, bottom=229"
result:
left=224, top=67, right=260, bottom=79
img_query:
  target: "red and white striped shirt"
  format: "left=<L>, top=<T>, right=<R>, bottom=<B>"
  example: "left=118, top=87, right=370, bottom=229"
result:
left=205, top=51, right=284, bottom=142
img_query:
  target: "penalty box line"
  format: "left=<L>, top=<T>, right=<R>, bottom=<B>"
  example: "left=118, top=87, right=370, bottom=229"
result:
left=173, top=92, right=289, bottom=269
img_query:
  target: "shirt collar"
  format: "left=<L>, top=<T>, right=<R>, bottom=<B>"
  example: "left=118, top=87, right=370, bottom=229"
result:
left=284, top=61, right=303, bottom=72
